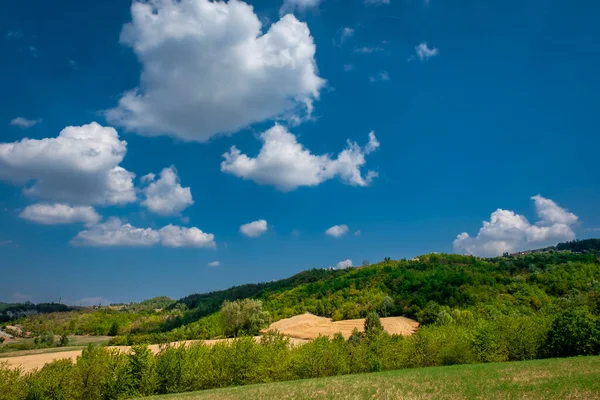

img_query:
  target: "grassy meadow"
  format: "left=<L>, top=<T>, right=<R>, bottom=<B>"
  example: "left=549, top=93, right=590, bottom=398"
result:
left=148, top=356, right=600, bottom=400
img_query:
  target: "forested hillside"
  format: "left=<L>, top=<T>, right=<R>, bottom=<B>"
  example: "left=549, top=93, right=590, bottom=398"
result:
left=3, top=239, right=600, bottom=345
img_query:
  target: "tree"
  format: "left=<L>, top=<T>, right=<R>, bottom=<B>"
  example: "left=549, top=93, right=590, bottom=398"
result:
left=59, top=333, right=69, bottom=347
left=108, top=322, right=120, bottom=337
left=221, top=299, right=270, bottom=337
left=364, top=312, right=383, bottom=338
left=381, top=296, right=394, bottom=317
left=34, top=331, right=55, bottom=347
left=0, top=337, right=4, bottom=344
left=546, top=308, right=600, bottom=357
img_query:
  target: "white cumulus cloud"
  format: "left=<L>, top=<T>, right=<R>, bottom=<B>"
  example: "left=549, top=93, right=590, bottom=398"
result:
left=326, top=224, right=349, bottom=238
left=71, top=217, right=215, bottom=248
left=20, top=203, right=101, bottom=226
left=159, top=224, right=216, bottom=248
left=415, top=42, right=439, bottom=61
left=453, top=195, right=578, bottom=257
left=106, top=0, right=325, bottom=142
left=334, top=259, right=353, bottom=269
left=0, top=122, right=136, bottom=206
left=141, top=166, right=193, bottom=216
left=221, top=125, right=380, bottom=191
left=10, top=117, right=41, bottom=129
left=280, top=0, right=322, bottom=15
left=240, top=219, right=268, bottom=238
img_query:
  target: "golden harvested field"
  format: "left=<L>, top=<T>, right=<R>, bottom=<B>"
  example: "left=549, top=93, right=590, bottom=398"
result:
left=262, top=313, right=419, bottom=340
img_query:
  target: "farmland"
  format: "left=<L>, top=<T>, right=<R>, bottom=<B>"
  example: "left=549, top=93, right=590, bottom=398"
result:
left=0, top=314, right=416, bottom=371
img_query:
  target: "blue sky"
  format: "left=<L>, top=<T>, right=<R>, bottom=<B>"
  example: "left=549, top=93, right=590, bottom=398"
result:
left=1, top=0, right=599, bottom=305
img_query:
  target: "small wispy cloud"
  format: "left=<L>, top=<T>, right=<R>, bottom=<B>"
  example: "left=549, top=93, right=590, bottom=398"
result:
left=344, top=64, right=355, bottom=72
left=354, top=45, right=384, bottom=54
left=333, top=259, right=353, bottom=270
left=326, top=224, right=350, bottom=238
left=28, top=45, right=38, bottom=57
left=208, top=261, right=220, bottom=267
left=9, top=117, right=41, bottom=128
left=415, top=42, right=439, bottom=61
left=369, top=71, right=390, bottom=82
left=335, top=27, right=355, bottom=46
left=5, top=31, right=22, bottom=40
left=364, top=0, right=390, bottom=5
left=68, top=296, right=111, bottom=307
left=0, top=239, right=17, bottom=247
left=12, top=293, right=33, bottom=303
left=68, top=59, right=79, bottom=71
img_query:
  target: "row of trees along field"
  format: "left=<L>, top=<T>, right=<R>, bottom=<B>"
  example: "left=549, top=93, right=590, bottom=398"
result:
left=2, top=310, right=600, bottom=399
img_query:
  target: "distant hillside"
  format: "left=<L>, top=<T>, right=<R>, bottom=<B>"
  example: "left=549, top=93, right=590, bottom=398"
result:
left=5, top=239, right=600, bottom=341
left=0, top=302, right=71, bottom=323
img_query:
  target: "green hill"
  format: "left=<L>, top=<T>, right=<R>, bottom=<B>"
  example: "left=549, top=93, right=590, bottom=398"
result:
left=4, top=239, right=600, bottom=345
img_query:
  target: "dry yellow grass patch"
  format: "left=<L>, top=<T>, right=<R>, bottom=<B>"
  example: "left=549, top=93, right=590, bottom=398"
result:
left=262, top=313, right=419, bottom=340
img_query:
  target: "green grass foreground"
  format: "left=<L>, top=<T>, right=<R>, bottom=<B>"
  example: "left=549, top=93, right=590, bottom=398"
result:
left=148, top=356, right=600, bottom=400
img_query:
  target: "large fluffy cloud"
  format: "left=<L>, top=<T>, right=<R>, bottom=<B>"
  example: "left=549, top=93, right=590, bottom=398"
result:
left=141, top=166, right=193, bottom=216
left=453, top=195, right=578, bottom=257
left=20, top=203, right=101, bottom=226
left=106, top=0, right=325, bottom=142
left=240, top=219, right=268, bottom=237
left=0, top=122, right=136, bottom=205
left=221, top=125, right=380, bottom=191
left=71, top=217, right=216, bottom=248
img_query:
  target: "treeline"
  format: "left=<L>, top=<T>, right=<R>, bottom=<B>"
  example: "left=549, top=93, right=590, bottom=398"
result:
left=555, top=238, right=600, bottom=253
left=3, top=309, right=600, bottom=400
left=11, top=309, right=168, bottom=337
left=0, top=303, right=71, bottom=324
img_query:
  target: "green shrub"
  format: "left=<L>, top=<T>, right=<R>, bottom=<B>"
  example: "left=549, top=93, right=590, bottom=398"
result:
left=25, top=359, right=77, bottom=400
left=546, top=308, right=600, bottom=357
left=0, top=362, right=26, bottom=400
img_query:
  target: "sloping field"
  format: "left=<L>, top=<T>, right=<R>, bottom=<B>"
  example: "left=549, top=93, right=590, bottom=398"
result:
left=262, top=313, right=419, bottom=340
left=1, top=337, right=308, bottom=372
left=147, top=356, right=600, bottom=400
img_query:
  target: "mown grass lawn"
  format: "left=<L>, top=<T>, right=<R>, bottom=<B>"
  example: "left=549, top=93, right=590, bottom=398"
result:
left=148, top=356, right=600, bottom=400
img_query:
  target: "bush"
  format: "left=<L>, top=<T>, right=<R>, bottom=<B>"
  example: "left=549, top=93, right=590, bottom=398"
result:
left=364, top=312, right=383, bottom=339
left=59, top=333, right=69, bottom=347
left=0, top=362, right=26, bottom=400
left=546, top=308, right=600, bottom=357
left=25, top=359, right=77, bottom=400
